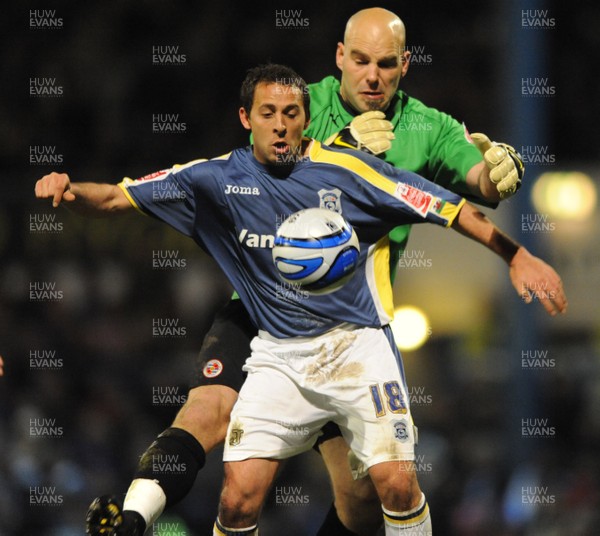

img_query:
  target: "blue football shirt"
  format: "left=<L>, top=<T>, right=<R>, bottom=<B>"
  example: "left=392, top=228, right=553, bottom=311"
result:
left=120, top=140, right=465, bottom=338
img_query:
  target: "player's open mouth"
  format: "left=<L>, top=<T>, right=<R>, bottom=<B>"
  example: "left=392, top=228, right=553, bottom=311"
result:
left=273, top=142, right=290, bottom=154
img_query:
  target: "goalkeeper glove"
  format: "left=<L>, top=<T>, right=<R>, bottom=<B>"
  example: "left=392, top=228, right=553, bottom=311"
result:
left=471, top=132, right=525, bottom=199
left=327, top=111, right=394, bottom=155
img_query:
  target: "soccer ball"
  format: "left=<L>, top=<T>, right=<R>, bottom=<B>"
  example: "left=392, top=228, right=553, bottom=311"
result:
left=272, top=208, right=360, bottom=294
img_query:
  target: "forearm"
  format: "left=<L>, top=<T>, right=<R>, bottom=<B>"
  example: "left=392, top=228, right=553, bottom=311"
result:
left=452, top=202, right=567, bottom=316
left=68, top=182, right=129, bottom=216
left=35, top=172, right=132, bottom=216
left=452, top=202, right=520, bottom=265
left=466, top=161, right=501, bottom=203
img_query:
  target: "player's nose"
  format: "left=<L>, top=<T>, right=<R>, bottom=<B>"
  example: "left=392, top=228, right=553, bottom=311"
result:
left=274, top=114, right=287, bottom=134
left=365, top=64, right=380, bottom=85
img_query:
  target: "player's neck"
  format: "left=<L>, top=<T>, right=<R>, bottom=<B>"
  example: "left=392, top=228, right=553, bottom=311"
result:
left=265, top=138, right=311, bottom=178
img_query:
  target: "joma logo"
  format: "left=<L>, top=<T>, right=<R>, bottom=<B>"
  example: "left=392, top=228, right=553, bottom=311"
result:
left=224, top=184, right=260, bottom=195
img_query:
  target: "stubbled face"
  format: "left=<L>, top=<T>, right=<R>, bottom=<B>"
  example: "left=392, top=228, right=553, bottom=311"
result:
left=336, top=29, right=409, bottom=113
left=239, top=82, right=308, bottom=166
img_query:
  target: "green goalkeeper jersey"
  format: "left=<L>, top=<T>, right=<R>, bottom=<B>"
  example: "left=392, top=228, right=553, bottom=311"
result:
left=305, top=75, right=485, bottom=279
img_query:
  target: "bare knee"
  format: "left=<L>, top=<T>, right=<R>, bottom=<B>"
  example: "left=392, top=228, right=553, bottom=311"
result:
left=218, top=460, right=279, bottom=528
left=172, top=385, right=238, bottom=452
left=219, top=489, right=261, bottom=528
left=369, top=461, right=422, bottom=512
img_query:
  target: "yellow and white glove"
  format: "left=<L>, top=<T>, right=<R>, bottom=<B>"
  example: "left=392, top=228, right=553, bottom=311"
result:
left=471, top=132, right=525, bottom=199
left=327, top=111, right=394, bottom=155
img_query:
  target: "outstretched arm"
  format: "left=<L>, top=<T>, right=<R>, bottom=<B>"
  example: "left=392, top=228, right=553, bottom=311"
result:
left=35, top=172, right=132, bottom=216
left=452, top=203, right=567, bottom=316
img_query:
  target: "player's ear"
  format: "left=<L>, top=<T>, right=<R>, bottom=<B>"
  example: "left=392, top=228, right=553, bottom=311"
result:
left=335, top=42, right=344, bottom=71
left=400, top=47, right=411, bottom=78
left=239, top=107, right=252, bottom=131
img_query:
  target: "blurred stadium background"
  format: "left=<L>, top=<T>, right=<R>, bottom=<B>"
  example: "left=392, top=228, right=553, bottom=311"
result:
left=2, top=0, right=600, bottom=534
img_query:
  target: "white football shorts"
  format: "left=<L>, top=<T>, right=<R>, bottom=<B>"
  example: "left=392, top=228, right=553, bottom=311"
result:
left=223, top=323, right=417, bottom=478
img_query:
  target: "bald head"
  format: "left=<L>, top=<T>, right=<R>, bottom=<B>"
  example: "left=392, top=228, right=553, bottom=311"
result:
left=336, top=8, right=409, bottom=113
left=344, top=8, right=406, bottom=51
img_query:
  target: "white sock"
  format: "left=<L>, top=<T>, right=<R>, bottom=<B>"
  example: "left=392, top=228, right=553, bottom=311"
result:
left=123, top=478, right=167, bottom=528
left=383, top=492, right=432, bottom=535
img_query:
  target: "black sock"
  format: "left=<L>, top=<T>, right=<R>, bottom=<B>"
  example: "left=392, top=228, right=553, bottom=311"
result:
left=316, top=503, right=360, bottom=536
left=133, top=427, right=206, bottom=508
left=120, top=510, right=147, bottom=536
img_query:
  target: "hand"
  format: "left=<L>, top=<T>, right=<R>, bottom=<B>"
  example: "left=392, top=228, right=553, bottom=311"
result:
left=509, top=247, right=567, bottom=316
left=327, top=111, right=394, bottom=155
left=471, top=133, right=524, bottom=199
left=35, top=172, right=76, bottom=207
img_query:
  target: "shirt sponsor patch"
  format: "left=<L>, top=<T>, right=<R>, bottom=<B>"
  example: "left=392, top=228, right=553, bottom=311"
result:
left=203, top=359, right=223, bottom=378
left=395, top=183, right=432, bottom=217
left=136, top=169, right=170, bottom=182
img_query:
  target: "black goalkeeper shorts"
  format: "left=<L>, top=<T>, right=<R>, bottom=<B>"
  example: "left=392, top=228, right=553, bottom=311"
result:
left=190, top=299, right=255, bottom=391
left=190, top=298, right=344, bottom=444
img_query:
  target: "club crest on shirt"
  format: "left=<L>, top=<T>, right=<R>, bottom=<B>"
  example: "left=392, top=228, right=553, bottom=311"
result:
left=318, top=188, right=343, bottom=213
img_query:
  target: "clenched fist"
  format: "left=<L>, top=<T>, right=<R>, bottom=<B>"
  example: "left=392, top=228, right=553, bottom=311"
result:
left=35, top=172, right=75, bottom=207
left=471, top=133, right=525, bottom=199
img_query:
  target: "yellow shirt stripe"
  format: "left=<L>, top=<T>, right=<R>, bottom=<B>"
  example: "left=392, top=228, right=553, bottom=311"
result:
left=370, top=236, right=394, bottom=321
left=309, top=140, right=398, bottom=196
left=309, top=140, right=465, bottom=228
left=118, top=181, right=146, bottom=216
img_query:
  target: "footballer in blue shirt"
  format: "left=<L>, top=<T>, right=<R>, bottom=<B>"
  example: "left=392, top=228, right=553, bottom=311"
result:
left=36, top=63, right=566, bottom=536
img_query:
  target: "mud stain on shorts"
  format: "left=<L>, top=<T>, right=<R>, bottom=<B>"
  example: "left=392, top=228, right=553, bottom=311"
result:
left=306, top=331, right=363, bottom=385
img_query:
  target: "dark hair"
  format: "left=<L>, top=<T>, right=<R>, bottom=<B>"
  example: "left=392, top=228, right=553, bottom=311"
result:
left=240, top=63, right=310, bottom=120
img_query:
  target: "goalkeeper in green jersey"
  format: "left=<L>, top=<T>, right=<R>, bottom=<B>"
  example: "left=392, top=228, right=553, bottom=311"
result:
left=84, top=8, right=562, bottom=536
left=310, top=9, right=524, bottom=280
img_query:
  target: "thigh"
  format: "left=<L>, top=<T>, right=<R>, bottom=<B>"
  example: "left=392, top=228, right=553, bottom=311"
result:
left=320, top=435, right=379, bottom=502
left=320, top=436, right=382, bottom=535
left=172, top=384, right=238, bottom=452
